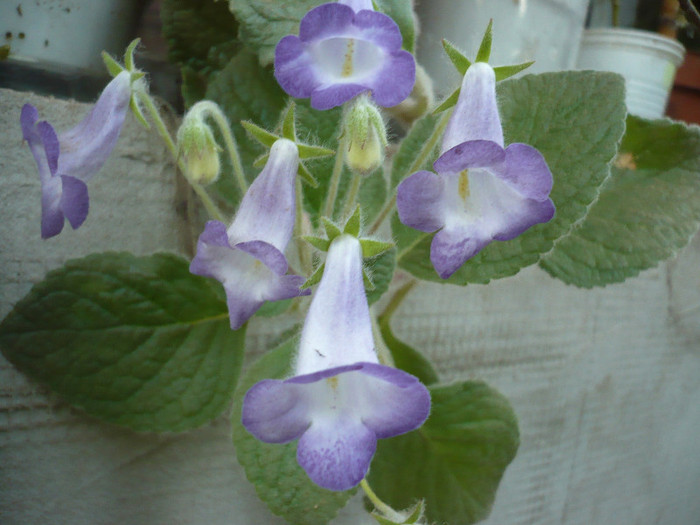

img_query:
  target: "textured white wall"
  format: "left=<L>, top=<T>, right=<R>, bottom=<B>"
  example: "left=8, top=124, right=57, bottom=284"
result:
left=1, top=89, right=698, bottom=525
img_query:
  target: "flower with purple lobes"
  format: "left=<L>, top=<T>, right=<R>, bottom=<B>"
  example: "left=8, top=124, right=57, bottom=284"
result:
left=20, top=70, right=132, bottom=238
left=274, top=0, right=415, bottom=110
left=190, top=139, right=309, bottom=330
left=396, top=62, right=555, bottom=279
left=242, top=234, right=430, bottom=491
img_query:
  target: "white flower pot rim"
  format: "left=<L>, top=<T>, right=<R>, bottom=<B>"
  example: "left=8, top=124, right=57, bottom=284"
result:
left=581, top=28, right=685, bottom=67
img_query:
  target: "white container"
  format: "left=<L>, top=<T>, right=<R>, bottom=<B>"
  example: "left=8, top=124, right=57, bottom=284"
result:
left=0, top=0, right=141, bottom=71
left=577, top=28, right=686, bottom=119
left=416, top=0, right=591, bottom=96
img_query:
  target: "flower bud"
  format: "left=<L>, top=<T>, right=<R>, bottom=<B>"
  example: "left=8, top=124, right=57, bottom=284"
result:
left=177, top=111, right=221, bottom=186
left=343, top=96, right=387, bottom=175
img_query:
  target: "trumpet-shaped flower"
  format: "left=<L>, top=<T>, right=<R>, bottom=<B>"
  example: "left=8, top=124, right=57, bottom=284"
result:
left=190, top=139, right=309, bottom=330
left=20, top=71, right=132, bottom=238
left=242, top=234, right=430, bottom=491
left=396, top=62, right=555, bottom=279
left=274, top=1, right=415, bottom=110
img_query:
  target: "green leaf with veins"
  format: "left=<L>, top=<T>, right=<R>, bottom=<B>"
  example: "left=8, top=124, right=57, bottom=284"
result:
left=394, top=71, right=627, bottom=284
left=369, top=381, right=519, bottom=525
left=231, top=338, right=355, bottom=525
left=540, top=116, right=700, bottom=287
left=0, top=252, right=244, bottom=432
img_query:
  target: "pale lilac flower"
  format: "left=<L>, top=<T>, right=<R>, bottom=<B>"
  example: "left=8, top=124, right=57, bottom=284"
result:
left=274, top=1, right=415, bottom=110
left=242, top=234, right=430, bottom=491
left=20, top=71, right=132, bottom=238
left=396, top=62, right=555, bottom=279
left=190, top=139, right=309, bottom=330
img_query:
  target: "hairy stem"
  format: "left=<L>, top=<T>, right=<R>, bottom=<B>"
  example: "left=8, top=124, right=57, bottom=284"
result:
left=360, top=479, right=404, bottom=522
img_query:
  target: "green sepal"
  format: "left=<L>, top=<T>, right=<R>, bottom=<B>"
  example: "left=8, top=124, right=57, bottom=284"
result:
left=442, top=39, right=471, bottom=75
left=494, top=61, right=535, bottom=81
left=344, top=205, right=362, bottom=237
left=297, top=143, right=336, bottom=160
left=297, top=161, right=320, bottom=187
left=301, top=263, right=325, bottom=289
left=303, top=235, right=331, bottom=252
left=360, top=239, right=395, bottom=258
left=475, top=19, right=493, bottom=63
left=282, top=102, right=296, bottom=140
left=101, top=51, right=125, bottom=77
left=241, top=119, right=278, bottom=148
left=124, top=38, right=140, bottom=72
left=322, top=217, right=343, bottom=241
left=130, top=93, right=150, bottom=130
left=363, top=268, right=376, bottom=291
left=252, top=152, right=269, bottom=168
left=433, top=88, right=459, bottom=114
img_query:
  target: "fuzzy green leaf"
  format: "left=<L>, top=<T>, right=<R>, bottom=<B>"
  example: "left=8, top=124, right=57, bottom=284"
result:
left=442, top=39, right=471, bottom=75
left=344, top=205, right=362, bottom=236
left=365, top=248, right=396, bottom=305
left=540, top=116, right=700, bottom=287
left=0, top=252, right=245, bottom=432
left=303, top=235, right=331, bottom=252
left=360, top=239, right=394, bottom=258
left=377, top=314, right=439, bottom=386
left=231, top=339, right=354, bottom=524
left=241, top=119, right=279, bottom=148
left=494, top=61, right=535, bottom=81
left=369, top=381, right=519, bottom=525
left=475, top=20, right=493, bottom=63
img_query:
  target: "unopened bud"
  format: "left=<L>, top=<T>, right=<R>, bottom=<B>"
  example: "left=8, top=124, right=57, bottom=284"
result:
left=343, top=96, right=387, bottom=175
left=177, top=110, right=221, bottom=186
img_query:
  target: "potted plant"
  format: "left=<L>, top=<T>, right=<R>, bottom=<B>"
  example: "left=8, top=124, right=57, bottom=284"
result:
left=577, top=0, right=689, bottom=118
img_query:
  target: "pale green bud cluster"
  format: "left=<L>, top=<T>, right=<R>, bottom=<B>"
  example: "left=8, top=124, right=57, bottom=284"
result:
left=343, top=95, right=388, bottom=176
left=177, top=108, right=221, bottom=186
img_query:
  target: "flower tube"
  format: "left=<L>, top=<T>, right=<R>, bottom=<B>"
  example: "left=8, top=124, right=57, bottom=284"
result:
left=190, top=139, right=309, bottom=329
left=274, top=1, right=415, bottom=110
left=242, top=234, right=430, bottom=491
left=396, top=62, right=555, bottom=279
left=20, top=71, right=132, bottom=238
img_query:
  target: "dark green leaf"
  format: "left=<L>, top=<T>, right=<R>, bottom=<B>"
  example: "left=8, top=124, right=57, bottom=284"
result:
left=364, top=248, right=395, bottom=305
left=395, top=71, right=627, bottom=284
left=375, top=0, right=417, bottom=53
left=377, top=314, right=439, bottom=386
left=231, top=339, right=354, bottom=524
left=541, top=116, right=700, bottom=287
left=369, top=381, right=519, bottom=525
left=0, top=252, right=244, bottom=432
left=359, top=167, right=389, bottom=225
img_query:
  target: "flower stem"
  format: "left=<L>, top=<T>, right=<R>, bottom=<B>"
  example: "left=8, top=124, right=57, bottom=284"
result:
left=140, top=92, right=227, bottom=222
left=368, top=110, right=451, bottom=234
left=380, top=278, right=417, bottom=321
left=341, top=172, right=362, bottom=218
left=360, top=479, right=404, bottom=522
left=323, top=135, right=347, bottom=219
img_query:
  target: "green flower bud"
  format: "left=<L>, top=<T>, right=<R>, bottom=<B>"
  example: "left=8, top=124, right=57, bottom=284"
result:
left=177, top=109, right=221, bottom=186
left=343, top=95, right=387, bottom=175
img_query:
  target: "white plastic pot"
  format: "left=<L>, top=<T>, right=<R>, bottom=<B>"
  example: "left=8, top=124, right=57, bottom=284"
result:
left=415, top=0, right=591, bottom=96
left=0, top=0, right=141, bottom=71
left=577, top=28, right=685, bottom=119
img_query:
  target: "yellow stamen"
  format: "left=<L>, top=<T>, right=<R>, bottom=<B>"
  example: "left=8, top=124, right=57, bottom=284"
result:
left=341, top=39, right=355, bottom=77
left=458, top=169, right=470, bottom=200
left=326, top=376, right=339, bottom=389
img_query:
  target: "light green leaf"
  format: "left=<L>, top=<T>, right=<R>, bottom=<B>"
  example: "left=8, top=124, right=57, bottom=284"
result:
left=474, top=19, right=493, bottom=63
left=360, top=239, right=394, bottom=258
left=344, top=205, right=362, bottom=236
left=241, top=119, right=279, bottom=148
left=395, top=71, right=627, bottom=284
left=442, top=39, right=471, bottom=75
left=231, top=338, right=354, bottom=524
left=368, top=381, right=519, bottom=525
left=494, top=61, right=535, bottom=81
left=303, top=235, right=331, bottom=252
left=323, top=217, right=343, bottom=240
left=540, top=116, right=700, bottom=287
left=0, top=252, right=244, bottom=433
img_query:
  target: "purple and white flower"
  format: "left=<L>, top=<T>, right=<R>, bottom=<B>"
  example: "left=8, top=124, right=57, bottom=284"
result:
left=190, top=139, right=309, bottom=330
left=242, top=234, right=430, bottom=491
left=396, top=62, right=555, bottom=279
left=274, top=0, right=415, bottom=110
left=20, top=71, right=132, bottom=238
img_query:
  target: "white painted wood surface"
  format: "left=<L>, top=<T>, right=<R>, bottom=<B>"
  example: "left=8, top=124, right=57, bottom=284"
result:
left=1, top=89, right=699, bottom=525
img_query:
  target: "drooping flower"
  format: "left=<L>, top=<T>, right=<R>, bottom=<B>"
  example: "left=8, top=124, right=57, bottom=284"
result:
left=190, top=139, right=309, bottom=330
left=396, top=62, right=555, bottom=279
left=274, top=0, right=415, bottom=110
left=20, top=70, right=132, bottom=238
left=242, top=234, right=430, bottom=491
